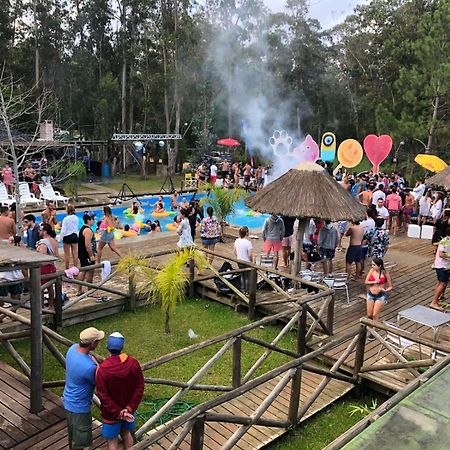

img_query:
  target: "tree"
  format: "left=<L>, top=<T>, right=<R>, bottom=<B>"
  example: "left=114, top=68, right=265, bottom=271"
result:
left=118, top=248, right=207, bottom=334
left=0, top=71, right=51, bottom=235
left=200, top=184, right=248, bottom=237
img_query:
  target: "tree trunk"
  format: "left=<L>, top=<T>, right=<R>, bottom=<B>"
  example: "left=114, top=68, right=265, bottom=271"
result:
left=426, top=81, right=440, bottom=153
left=164, top=309, right=171, bottom=334
left=227, top=67, right=232, bottom=137
left=33, top=0, right=40, bottom=88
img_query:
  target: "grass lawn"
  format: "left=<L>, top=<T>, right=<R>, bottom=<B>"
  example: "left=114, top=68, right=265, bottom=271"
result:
left=94, top=174, right=184, bottom=193
left=0, top=298, right=383, bottom=447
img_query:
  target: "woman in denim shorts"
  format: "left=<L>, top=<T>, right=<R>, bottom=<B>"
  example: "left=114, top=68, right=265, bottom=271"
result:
left=365, top=257, right=393, bottom=327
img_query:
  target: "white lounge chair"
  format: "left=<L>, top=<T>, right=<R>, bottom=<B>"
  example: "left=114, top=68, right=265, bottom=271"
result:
left=19, top=182, right=41, bottom=207
left=39, top=183, right=69, bottom=207
left=0, top=183, right=15, bottom=207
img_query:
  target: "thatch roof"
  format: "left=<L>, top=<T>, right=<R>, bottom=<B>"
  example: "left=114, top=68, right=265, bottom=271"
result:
left=246, top=161, right=367, bottom=221
left=426, top=166, right=450, bottom=191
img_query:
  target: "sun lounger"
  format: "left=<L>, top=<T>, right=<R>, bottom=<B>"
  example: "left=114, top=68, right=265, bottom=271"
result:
left=0, top=183, right=15, bottom=207
left=19, top=182, right=41, bottom=207
left=38, top=183, right=69, bottom=207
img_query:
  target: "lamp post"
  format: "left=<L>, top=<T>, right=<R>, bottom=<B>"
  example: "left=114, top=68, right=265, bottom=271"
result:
left=413, top=137, right=429, bottom=152
left=393, top=141, right=405, bottom=170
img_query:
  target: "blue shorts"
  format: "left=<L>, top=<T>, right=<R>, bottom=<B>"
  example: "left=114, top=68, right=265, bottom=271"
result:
left=367, top=291, right=387, bottom=304
left=435, top=268, right=449, bottom=283
left=319, top=247, right=335, bottom=260
left=346, top=245, right=362, bottom=263
left=100, top=230, right=115, bottom=243
left=102, top=418, right=136, bottom=439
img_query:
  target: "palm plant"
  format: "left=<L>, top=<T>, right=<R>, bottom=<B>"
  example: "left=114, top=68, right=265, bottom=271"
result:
left=117, top=249, right=207, bottom=334
left=200, top=184, right=248, bottom=237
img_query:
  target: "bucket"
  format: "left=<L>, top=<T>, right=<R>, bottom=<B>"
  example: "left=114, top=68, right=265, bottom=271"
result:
left=102, top=163, right=110, bottom=178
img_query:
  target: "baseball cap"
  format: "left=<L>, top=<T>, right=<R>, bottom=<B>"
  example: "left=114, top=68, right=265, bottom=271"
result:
left=79, top=327, right=105, bottom=344
left=82, top=212, right=96, bottom=222
left=107, top=332, right=125, bottom=352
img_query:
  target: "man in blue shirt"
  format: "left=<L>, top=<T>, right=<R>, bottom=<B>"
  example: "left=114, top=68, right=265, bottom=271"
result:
left=63, top=327, right=104, bottom=449
left=23, top=214, right=40, bottom=249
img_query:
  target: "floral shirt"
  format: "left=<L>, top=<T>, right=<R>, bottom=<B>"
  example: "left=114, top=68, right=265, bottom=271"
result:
left=365, top=229, right=389, bottom=259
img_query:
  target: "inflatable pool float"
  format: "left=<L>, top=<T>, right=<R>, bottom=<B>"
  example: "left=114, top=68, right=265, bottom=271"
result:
left=245, top=211, right=261, bottom=217
left=119, top=229, right=138, bottom=237
left=165, top=223, right=178, bottom=231
left=151, top=210, right=176, bottom=218
left=114, top=231, right=123, bottom=239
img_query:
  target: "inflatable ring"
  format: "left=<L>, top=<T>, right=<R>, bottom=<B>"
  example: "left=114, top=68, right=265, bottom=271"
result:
left=165, top=223, right=178, bottom=231
left=152, top=211, right=171, bottom=217
left=120, top=229, right=138, bottom=237
left=114, top=231, right=123, bottom=239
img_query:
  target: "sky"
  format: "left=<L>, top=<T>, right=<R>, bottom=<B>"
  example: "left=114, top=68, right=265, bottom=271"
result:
left=265, top=0, right=369, bottom=29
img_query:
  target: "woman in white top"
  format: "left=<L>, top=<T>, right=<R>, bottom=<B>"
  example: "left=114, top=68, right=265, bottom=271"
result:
left=59, top=204, right=79, bottom=269
left=430, top=192, right=443, bottom=224
left=419, top=189, right=432, bottom=224
left=177, top=208, right=194, bottom=249
left=233, top=226, right=253, bottom=293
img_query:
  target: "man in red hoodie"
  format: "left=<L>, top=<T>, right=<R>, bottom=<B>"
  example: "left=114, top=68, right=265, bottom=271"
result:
left=96, top=332, right=144, bottom=450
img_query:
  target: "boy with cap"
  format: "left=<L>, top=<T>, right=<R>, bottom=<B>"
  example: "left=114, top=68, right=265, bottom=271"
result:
left=63, top=327, right=104, bottom=450
left=96, top=332, right=144, bottom=450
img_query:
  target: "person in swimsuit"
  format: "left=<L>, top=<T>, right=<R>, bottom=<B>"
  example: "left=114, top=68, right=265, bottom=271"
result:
left=37, top=223, right=59, bottom=311
left=151, top=196, right=165, bottom=213
left=97, top=206, right=122, bottom=263
left=365, top=257, right=393, bottom=324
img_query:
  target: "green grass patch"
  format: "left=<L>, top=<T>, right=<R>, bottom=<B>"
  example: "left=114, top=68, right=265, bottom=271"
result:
left=267, top=393, right=384, bottom=450
left=94, top=174, right=184, bottom=193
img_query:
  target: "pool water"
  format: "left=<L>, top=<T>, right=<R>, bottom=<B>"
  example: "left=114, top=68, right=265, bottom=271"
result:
left=52, top=193, right=268, bottom=235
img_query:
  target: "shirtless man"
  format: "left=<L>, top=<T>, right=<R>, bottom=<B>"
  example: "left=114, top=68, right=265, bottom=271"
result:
left=221, top=159, right=230, bottom=179
left=345, top=220, right=364, bottom=280
left=42, top=201, right=58, bottom=229
left=0, top=206, right=15, bottom=241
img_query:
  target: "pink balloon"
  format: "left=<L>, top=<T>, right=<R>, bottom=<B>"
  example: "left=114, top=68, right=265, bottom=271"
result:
left=363, top=134, right=393, bottom=173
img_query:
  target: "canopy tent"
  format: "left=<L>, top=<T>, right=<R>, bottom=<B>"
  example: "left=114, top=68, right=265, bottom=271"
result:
left=246, top=161, right=366, bottom=274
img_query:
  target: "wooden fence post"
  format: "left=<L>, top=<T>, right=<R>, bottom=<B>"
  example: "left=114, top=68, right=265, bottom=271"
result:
left=188, top=259, right=195, bottom=298
left=297, top=305, right=308, bottom=356
left=288, top=366, right=302, bottom=425
left=30, top=265, right=43, bottom=413
left=127, top=274, right=136, bottom=312
left=190, top=414, right=205, bottom=450
left=53, top=276, right=63, bottom=329
left=247, top=268, right=257, bottom=320
left=353, top=325, right=367, bottom=380
left=326, top=293, right=335, bottom=336
left=232, top=336, right=242, bottom=388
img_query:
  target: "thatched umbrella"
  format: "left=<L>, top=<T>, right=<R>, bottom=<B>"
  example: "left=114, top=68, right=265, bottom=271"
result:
left=246, top=161, right=367, bottom=274
left=426, top=166, right=450, bottom=191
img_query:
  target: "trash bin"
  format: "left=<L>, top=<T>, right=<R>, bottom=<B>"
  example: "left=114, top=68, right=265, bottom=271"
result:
left=102, top=163, right=110, bottom=178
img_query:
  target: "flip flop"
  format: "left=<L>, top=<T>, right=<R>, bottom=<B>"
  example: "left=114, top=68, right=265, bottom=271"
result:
left=429, top=304, right=444, bottom=312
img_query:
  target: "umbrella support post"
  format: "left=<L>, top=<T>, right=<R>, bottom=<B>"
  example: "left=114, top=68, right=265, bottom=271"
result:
left=292, top=218, right=307, bottom=277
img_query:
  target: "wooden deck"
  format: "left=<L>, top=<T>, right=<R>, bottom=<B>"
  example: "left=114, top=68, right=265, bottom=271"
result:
left=0, top=361, right=108, bottom=450
left=148, top=369, right=353, bottom=450
left=0, top=231, right=449, bottom=449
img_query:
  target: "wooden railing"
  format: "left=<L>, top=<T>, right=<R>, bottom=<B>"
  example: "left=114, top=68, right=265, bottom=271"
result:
left=0, top=306, right=449, bottom=449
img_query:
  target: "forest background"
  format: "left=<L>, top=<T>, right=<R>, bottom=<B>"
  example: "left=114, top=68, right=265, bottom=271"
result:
left=0, top=0, right=448, bottom=174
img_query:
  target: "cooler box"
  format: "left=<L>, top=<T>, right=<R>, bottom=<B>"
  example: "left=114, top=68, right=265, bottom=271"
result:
left=421, top=224, right=434, bottom=240
left=407, top=224, right=421, bottom=239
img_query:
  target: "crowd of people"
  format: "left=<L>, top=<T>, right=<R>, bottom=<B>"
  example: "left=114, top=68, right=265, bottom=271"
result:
left=195, top=158, right=268, bottom=191
left=0, top=157, right=50, bottom=195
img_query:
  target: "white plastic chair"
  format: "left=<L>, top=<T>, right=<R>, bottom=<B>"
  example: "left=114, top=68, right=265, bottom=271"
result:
left=259, top=253, right=274, bottom=267
left=330, top=273, right=350, bottom=305
left=19, top=182, right=41, bottom=207
left=375, top=321, right=417, bottom=360
left=0, top=183, right=14, bottom=207
left=38, top=183, right=69, bottom=207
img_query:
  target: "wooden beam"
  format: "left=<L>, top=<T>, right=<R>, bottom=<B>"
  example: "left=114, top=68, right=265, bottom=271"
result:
left=241, top=334, right=299, bottom=358
left=232, top=337, right=242, bottom=388
left=360, top=359, right=436, bottom=373
left=1, top=340, right=31, bottom=378
left=361, top=318, right=450, bottom=353
left=43, top=334, right=66, bottom=368
left=190, top=414, right=205, bottom=450
left=0, top=329, right=31, bottom=340
left=29, top=266, right=43, bottom=413
left=143, top=378, right=231, bottom=392
left=205, top=412, right=289, bottom=428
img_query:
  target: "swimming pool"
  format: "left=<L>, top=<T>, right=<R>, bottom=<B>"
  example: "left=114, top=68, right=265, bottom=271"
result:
left=51, top=193, right=268, bottom=235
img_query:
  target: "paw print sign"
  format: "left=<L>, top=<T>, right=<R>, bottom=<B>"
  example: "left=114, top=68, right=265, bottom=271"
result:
left=269, top=130, right=293, bottom=157
left=269, top=131, right=319, bottom=164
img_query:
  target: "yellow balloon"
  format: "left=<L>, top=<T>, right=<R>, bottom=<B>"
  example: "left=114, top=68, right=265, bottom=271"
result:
left=337, top=139, right=363, bottom=168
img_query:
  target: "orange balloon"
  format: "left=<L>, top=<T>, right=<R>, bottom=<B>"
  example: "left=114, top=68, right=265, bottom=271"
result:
left=337, top=139, right=363, bottom=168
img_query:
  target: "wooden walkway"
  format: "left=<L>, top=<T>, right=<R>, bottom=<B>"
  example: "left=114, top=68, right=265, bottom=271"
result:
left=0, top=361, right=107, bottom=450
left=148, top=370, right=353, bottom=450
